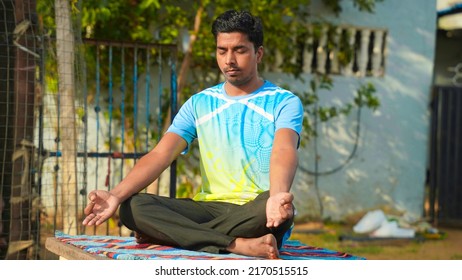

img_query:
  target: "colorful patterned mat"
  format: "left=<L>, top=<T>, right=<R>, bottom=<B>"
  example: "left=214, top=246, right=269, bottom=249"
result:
left=54, top=231, right=365, bottom=260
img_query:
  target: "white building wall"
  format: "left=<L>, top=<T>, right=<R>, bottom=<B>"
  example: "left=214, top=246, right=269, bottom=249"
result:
left=265, top=0, right=438, bottom=222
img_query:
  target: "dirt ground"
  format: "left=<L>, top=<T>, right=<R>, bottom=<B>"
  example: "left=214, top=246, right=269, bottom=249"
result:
left=292, top=222, right=462, bottom=260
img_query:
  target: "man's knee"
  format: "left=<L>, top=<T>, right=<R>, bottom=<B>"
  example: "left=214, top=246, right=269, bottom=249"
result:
left=119, top=193, right=150, bottom=228
left=119, top=196, right=134, bottom=229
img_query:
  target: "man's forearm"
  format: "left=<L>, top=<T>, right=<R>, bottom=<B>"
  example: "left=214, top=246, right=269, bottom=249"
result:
left=269, top=128, right=300, bottom=196
left=110, top=132, right=187, bottom=202
left=109, top=151, right=170, bottom=201
left=269, top=148, right=298, bottom=195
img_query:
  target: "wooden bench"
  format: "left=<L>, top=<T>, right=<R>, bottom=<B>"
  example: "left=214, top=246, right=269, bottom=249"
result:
left=45, top=237, right=109, bottom=260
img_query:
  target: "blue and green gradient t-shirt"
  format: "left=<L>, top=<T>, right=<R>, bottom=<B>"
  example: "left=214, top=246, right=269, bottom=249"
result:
left=167, top=80, right=303, bottom=205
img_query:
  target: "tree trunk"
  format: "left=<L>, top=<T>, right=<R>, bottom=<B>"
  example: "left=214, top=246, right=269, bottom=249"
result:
left=55, top=0, right=78, bottom=235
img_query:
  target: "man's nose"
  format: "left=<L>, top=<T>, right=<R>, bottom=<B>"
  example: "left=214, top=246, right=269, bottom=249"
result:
left=225, top=52, right=236, bottom=65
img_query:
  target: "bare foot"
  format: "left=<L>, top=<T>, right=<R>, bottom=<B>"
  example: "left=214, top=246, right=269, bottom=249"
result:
left=226, top=234, right=279, bottom=259
left=134, top=232, right=156, bottom=244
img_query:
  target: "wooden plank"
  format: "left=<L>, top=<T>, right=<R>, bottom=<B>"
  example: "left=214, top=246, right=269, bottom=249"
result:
left=45, top=237, right=109, bottom=260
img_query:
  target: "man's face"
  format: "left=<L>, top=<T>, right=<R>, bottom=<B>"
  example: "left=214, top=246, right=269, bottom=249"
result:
left=216, top=32, right=263, bottom=87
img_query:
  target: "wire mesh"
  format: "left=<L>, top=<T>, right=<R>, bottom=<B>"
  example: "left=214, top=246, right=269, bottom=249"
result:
left=0, top=0, right=178, bottom=259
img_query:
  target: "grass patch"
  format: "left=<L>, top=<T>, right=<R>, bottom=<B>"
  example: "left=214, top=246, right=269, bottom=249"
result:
left=290, top=231, right=386, bottom=258
left=341, top=245, right=383, bottom=255
left=292, top=222, right=462, bottom=260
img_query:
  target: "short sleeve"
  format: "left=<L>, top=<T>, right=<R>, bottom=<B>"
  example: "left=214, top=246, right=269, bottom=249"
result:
left=166, top=97, right=197, bottom=153
left=274, top=94, right=304, bottom=135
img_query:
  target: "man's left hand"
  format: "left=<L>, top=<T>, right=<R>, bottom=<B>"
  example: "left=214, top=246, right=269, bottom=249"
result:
left=266, top=192, right=294, bottom=228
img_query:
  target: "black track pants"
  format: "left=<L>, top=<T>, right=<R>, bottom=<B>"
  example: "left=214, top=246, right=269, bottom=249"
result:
left=119, top=191, right=293, bottom=254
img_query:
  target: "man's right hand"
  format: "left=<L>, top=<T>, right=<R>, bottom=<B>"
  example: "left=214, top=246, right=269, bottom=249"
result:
left=82, top=190, right=120, bottom=226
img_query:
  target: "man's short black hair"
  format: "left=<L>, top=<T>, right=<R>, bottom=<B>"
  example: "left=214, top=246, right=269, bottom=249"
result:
left=211, top=10, right=263, bottom=51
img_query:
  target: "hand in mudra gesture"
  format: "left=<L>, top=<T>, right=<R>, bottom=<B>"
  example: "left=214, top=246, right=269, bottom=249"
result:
left=82, top=190, right=120, bottom=226
left=266, top=192, right=294, bottom=228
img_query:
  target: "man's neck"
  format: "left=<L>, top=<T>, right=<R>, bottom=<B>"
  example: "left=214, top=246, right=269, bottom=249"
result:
left=225, top=78, right=264, bottom=96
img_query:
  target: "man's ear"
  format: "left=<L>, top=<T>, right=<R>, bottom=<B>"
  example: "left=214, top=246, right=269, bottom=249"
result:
left=256, top=46, right=264, bottom=63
